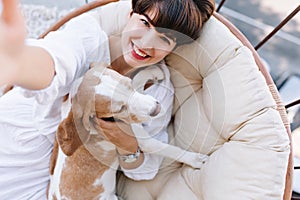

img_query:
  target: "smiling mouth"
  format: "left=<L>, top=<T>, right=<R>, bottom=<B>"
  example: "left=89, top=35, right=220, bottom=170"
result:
left=131, top=42, right=150, bottom=60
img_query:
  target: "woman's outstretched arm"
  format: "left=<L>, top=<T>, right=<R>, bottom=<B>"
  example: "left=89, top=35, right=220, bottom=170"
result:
left=0, top=0, right=54, bottom=90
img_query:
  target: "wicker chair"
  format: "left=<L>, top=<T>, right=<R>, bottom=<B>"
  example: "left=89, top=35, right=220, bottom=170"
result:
left=38, top=1, right=299, bottom=199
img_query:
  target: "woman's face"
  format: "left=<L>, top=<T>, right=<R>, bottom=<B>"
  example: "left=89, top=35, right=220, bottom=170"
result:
left=121, top=11, right=176, bottom=68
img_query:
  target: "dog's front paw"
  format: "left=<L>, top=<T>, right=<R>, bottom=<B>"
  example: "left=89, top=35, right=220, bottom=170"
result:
left=183, top=152, right=208, bottom=169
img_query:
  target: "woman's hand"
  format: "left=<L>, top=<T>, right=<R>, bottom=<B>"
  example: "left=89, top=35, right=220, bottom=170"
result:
left=0, top=0, right=26, bottom=86
left=94, top=118, right=145, bottom=169
left=93, top=118, right=139, bottom=154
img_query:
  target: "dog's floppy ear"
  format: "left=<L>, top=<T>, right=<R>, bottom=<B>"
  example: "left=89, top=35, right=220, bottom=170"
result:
left=56, top=110, right=90, bottom=156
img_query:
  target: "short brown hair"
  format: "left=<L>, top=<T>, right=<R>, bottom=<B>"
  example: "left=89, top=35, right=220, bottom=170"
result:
left=132, top=0, right=215, bottom=45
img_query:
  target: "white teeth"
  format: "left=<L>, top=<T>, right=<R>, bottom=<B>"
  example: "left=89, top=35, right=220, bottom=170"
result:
left=133, top=44, right=147, bottom=58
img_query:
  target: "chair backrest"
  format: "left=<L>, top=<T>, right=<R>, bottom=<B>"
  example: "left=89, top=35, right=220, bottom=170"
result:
left=38, top=1, right=295, bottom=199
left=213, top=12, right=293, bottom=200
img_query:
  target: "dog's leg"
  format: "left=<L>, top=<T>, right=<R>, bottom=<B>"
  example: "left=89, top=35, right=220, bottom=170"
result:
left=48, top=146, right=68, bottom=200
left=131, top=124, right=208, bottom=169
left=49, top=140, right=59, bottom=175
left=99, top=159, right=119, bottom=200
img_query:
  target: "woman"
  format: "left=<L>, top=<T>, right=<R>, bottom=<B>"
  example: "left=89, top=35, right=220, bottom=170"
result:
left=0, top=0, right=214, bottom=199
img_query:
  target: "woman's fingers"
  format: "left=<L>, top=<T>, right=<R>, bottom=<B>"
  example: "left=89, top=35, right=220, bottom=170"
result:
left=0, top=0, right=25, bottom=87
left=95, top=118, right=134, bottom=137
left=2, top=0, right=20, bottom=23
left=1, top=0, right=23, bottom=26
left=0, top=0, right=26, bottom=49
left=93, top=118, right=138, bottom=153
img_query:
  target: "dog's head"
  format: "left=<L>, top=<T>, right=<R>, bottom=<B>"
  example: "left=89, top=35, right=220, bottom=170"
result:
left=57, top=63, right=162, bottom=156
left=92, top=63, right=161, bottom=123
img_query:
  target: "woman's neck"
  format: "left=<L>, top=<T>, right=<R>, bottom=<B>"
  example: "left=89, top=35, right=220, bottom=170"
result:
left=109, top=36, right=132, bottom=76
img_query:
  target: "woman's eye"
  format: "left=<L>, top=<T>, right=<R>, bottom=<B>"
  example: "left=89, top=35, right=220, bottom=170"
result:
left=160, top=36, right=171, bottom=45
left=141, top=19, right=150, bottom=27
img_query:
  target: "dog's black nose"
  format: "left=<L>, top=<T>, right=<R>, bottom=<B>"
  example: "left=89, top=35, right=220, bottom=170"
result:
left=150, top=101, right=161, bottom=116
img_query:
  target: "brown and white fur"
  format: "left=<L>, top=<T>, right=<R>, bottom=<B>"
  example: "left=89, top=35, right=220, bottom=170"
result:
left=48, top=63, right=207, bottom=200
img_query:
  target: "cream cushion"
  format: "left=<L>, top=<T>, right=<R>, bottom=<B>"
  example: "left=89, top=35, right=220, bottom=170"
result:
left=91, top=1, right=290, bottom=199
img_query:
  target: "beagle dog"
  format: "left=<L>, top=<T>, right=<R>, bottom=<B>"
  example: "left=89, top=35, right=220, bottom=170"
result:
left=48, top=63, right=207, bottom=200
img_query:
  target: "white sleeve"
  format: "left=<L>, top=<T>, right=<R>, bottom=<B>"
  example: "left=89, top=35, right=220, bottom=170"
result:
left=121, top=64, right=174, bottom=180
left=19, top=13, right=110, bottom=140
left=22, top=13, right=110, bottom=104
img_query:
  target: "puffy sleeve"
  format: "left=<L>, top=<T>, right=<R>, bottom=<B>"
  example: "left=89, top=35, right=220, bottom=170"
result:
left=121, top=63, right=174, bottom=180
left=20, top=13, right=110, bottom=142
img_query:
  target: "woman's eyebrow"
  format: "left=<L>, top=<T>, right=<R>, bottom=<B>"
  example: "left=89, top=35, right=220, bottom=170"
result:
left=142, top=13, right=155, bottom=26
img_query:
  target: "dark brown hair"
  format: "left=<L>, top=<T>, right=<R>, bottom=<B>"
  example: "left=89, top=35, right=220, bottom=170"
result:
left=132, top=0, right=215, bottom=45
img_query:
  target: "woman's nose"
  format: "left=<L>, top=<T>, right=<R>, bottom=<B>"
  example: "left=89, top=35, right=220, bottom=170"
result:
left=141, top=30, right=156, bottom=49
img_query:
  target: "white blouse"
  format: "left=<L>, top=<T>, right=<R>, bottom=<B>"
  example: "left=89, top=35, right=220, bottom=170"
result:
left=0, top=13, right=173, bottom=199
